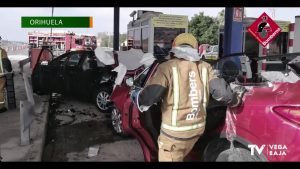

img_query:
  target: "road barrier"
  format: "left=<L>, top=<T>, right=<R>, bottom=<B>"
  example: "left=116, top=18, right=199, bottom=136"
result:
left=19, top=56, right=31, bottom=73
left=19, top=56, right=34, bottom=145
left=20, top=73, right=35, bottom=146
left=1, top=45, right=27, bottom=52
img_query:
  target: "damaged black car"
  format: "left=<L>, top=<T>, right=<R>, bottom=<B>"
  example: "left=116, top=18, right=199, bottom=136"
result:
left=31, top=48, right=117, bottom=113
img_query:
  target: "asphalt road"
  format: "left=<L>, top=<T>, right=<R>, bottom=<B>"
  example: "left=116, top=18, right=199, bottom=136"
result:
left=42, top=95, right=144, bottom=162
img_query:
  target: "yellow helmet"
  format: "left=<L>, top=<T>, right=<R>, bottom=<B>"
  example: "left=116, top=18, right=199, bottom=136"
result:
left=172, top=33, right=198, bottom=49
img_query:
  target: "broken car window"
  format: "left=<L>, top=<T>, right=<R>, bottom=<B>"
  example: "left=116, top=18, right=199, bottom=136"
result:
left=134, top=67, right=151, bottom=87
left=67, top=53, right=81, bottom=67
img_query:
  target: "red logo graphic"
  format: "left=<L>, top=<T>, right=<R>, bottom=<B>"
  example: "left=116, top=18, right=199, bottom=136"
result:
left=247, top=12, right=281, bottom=47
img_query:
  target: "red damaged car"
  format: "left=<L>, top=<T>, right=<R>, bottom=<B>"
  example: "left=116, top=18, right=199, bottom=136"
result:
left=110, top=54, right=300, bottom=162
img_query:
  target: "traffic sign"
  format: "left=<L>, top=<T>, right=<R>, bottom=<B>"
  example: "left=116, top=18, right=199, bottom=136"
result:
left=247, top=12, right=281, bottom=47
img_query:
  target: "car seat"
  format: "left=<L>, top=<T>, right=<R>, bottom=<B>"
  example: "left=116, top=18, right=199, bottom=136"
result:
left=89, top=59, right=98, bottom=69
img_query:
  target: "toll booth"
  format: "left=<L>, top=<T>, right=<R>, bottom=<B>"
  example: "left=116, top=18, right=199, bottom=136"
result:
left=127, top=10, right=188, bottom=58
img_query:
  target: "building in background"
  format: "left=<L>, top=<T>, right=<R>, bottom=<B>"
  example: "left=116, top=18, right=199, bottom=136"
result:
left=127, top=10, right=188, bottom=58
left=219, top=17, right=294, bottom=73
left=292, top=16, right=300, bottom=53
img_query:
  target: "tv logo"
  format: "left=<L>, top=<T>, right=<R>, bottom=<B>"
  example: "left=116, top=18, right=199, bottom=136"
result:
left=248, top=144, right=266, bottom=155
left=248, top=144, right=287, bottom=156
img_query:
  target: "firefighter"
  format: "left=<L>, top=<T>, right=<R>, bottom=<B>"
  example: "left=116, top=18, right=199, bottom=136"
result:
left=130, top=33, right=246, bottom=161
left=0, top=47, right=8, bottom=113
left=0, top=36, right=13, bottom=113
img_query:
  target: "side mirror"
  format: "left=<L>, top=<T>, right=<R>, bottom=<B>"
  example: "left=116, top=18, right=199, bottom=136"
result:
left=126, top=77, right=134, bottom=87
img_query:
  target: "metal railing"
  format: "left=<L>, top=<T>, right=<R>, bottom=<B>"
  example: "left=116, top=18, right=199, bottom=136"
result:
left=19, top=56, right=31, bottom=73
left=18, top=56, right=35, bottom=146
left=20, top=73, right=35, bottom=146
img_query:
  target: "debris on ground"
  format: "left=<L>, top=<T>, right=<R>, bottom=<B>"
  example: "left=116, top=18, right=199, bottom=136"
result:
left=65, top=140, right=144, bottom=161
left=43, top=95, right=142, bottom=161
left=52, top=97, right=108, bottom=126
left=88, top=146, right=99, bottom=158
left=55, top=115, right=74, bottom=125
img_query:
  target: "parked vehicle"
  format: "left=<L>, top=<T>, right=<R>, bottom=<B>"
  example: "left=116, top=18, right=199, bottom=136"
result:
left=110, top=53, right=300, bottom=161
left=31, top=48, right=117, bottom=113
left=198, top=44, right=209, bottom=57
left=201, top=45, right=219, bottom=60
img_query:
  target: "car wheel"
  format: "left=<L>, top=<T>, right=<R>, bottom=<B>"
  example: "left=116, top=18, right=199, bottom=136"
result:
left=202, top=138, right=263, bottom=162
left=94, top=86, right=112, bottom=113
left=111, top=106, right=128, bottom=137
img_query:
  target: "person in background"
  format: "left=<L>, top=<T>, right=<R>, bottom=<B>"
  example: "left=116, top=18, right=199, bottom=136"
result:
left=0, top=47, right=12, bottom=113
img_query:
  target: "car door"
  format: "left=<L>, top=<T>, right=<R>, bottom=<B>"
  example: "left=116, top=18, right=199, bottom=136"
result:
left=32, top=49, right=67, bottom=94
left=63, top=51, right=85, bottom=95
left=31, top=48, right=53, bottom=94
left=128, top=61, right=162, bottom=161
left=78, top=51, right=100, bottom=97
left=46, top=53, right=70, bottom=94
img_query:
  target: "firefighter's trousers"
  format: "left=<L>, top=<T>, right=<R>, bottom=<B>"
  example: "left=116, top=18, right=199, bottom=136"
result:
left=158, top=133, right=200, bottom=162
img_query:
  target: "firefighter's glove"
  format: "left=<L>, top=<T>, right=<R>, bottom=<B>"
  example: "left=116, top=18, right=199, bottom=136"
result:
left=233, top=85, right=247, bottom=98
left=231, top=86, right=247, bottom=108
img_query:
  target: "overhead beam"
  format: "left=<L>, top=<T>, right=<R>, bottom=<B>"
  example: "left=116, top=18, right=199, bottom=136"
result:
left=113, top=7, right=120, bottom=51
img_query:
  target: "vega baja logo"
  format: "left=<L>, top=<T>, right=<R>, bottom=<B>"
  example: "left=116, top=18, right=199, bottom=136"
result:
left=248, top=144, right=288, bottom=156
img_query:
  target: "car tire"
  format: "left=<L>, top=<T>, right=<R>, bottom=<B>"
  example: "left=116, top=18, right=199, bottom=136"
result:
left=93, top=86, right=112, bottom=113
left=111, top=106, right=129, bottom=137
left=202, top=138, right=263, bottom=162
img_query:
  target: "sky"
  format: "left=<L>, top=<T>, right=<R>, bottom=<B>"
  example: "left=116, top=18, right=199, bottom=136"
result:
left=1, top=7, right=300, bottom=42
